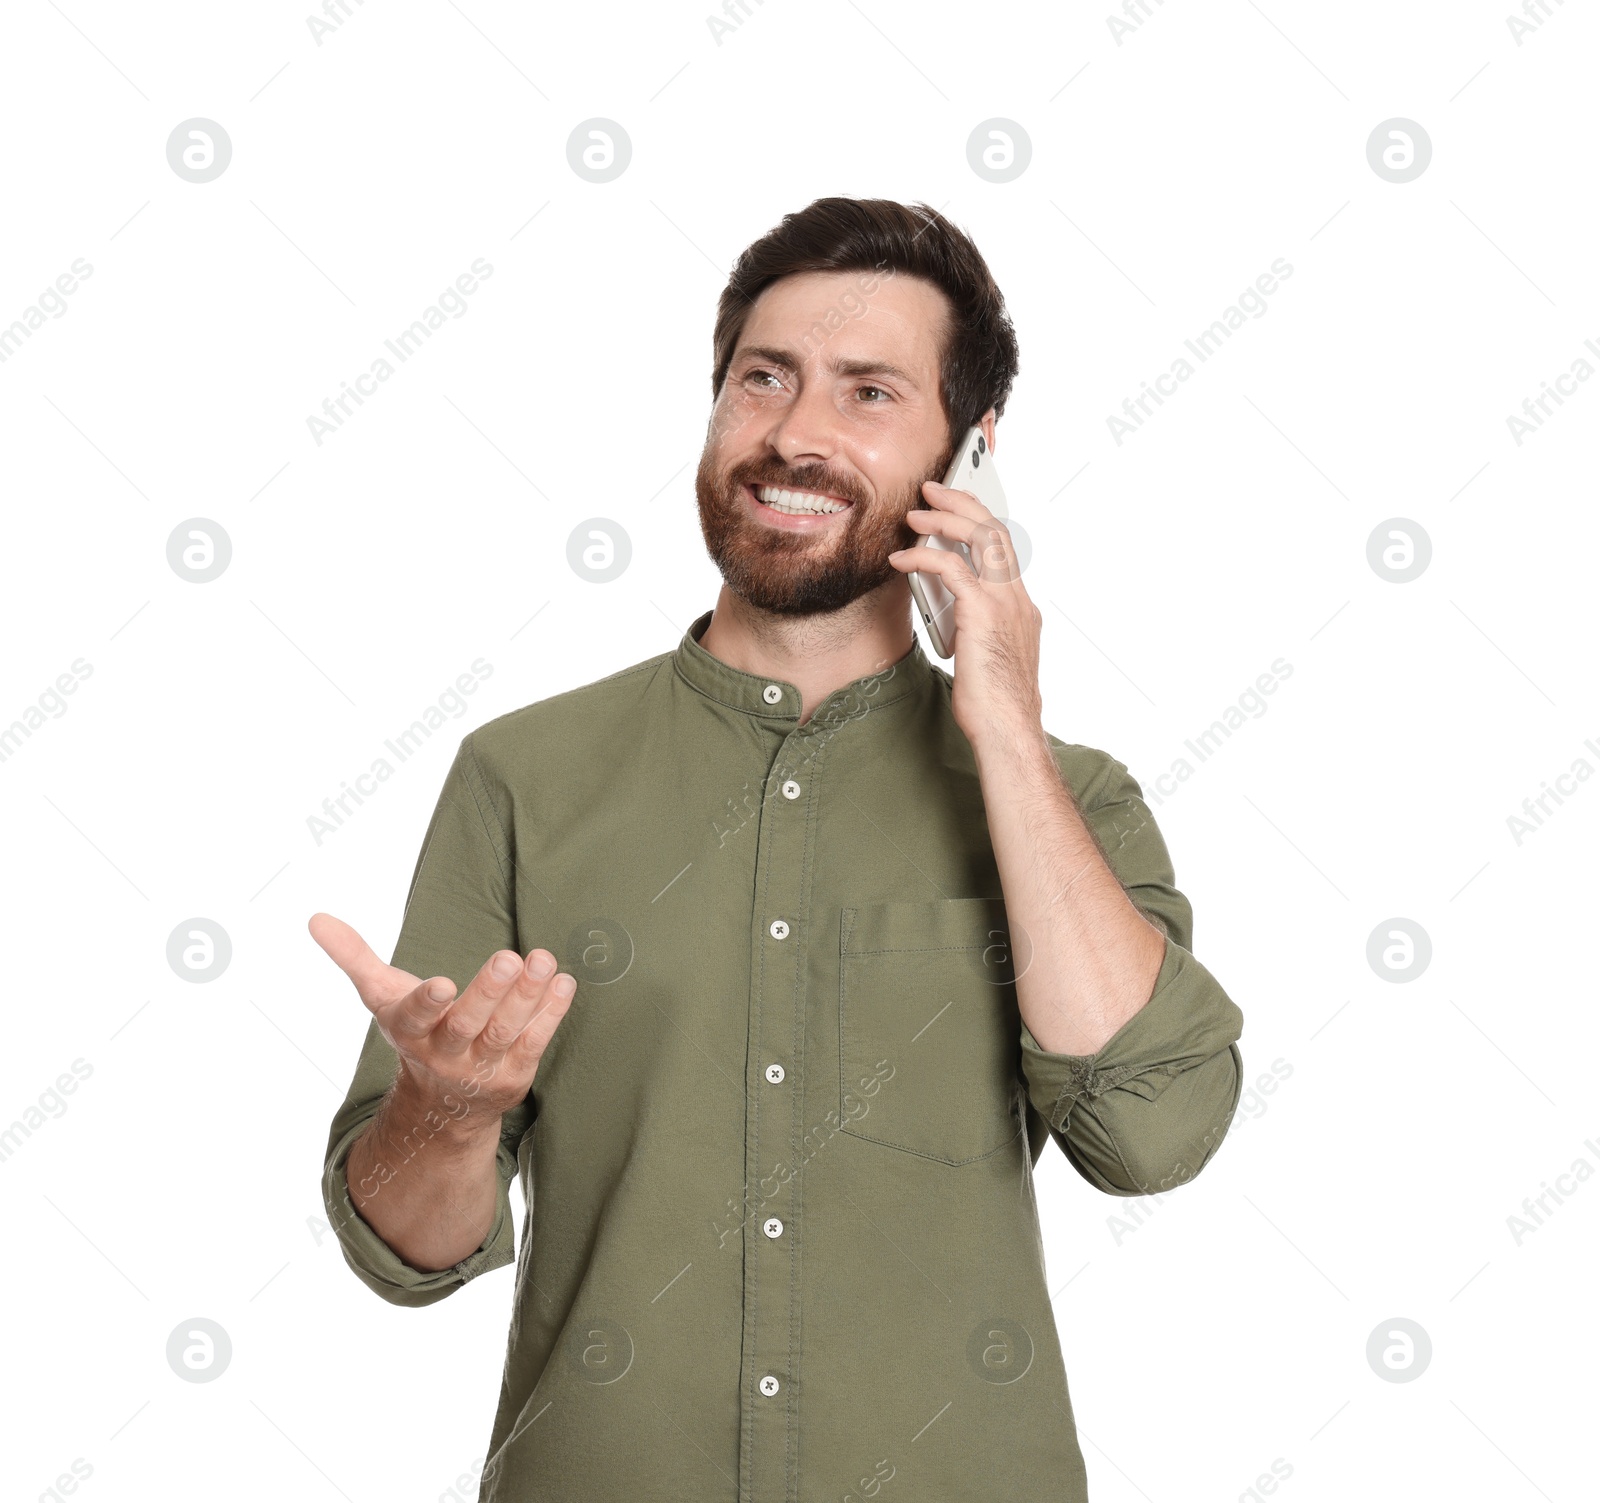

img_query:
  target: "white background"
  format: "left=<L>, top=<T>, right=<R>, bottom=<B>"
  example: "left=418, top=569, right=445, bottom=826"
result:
left=2, top=1, right=1595, bottom=1499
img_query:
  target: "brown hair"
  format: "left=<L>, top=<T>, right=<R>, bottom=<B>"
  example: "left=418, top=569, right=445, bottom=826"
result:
left=711, top=197, right=1020, bottom=446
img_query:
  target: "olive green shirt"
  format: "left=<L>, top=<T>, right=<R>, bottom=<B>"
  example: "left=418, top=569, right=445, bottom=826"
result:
left=322, top=608, right=1245, bottom=1502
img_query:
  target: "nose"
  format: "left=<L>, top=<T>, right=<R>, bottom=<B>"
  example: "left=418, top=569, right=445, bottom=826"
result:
left=766, top=378, right=841, bottom=471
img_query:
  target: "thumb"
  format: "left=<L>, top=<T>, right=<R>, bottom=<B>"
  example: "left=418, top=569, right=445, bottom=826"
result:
left=308, top=911, right=408, bottom=1011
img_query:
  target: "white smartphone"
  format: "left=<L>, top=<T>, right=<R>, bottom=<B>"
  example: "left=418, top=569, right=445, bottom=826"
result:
left=906, top=423, right=1008, bottom=658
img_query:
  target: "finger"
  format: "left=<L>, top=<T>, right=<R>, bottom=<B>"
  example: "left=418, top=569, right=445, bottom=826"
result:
left=504, top=978, right=577, bottom=1077
left=474, top=949, right=568, bottom=1058
left=920, top=480, right=990, bottom=519
left=888, top=544, right=982, bottom=595
left=903, top=508, right=982, bottom=547
left=967, top=520, right=1024, bottom=585
left=433, top=946, right=553, bottom=1060
left=308, top=912, right=407, bottom=1009
left=910, top=500, right=1018, bottom=574
left=382, top=973, right=461, bottom=1045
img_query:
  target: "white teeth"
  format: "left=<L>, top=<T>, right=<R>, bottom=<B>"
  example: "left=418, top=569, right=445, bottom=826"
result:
left=755, top=485, right=850, bottom=515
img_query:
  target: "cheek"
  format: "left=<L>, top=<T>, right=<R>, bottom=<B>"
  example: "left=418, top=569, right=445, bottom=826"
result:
left=851, top=446, right=917, bottom=501
left=711, top=396, right=760, bottom=449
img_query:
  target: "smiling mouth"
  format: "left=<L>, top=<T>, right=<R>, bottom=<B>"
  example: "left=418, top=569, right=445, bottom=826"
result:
left=749, top=483, right=854, bottom=517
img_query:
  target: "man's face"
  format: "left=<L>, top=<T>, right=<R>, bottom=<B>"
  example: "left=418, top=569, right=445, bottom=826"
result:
left=695, top=268, right=957, bottom=617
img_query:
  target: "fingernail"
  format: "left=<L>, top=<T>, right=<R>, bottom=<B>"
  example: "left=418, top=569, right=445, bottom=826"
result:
left=427, top=979, right=452, bottom=1002
left=492, top=953, right=521, bottom=980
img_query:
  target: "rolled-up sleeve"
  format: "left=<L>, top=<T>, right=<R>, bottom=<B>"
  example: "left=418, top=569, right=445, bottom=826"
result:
left=322, top=1079, right=524, bottom=1307
left=1018, top=744, right=1244, bottom=1196
left=320, top=732, right=534, bottom=1306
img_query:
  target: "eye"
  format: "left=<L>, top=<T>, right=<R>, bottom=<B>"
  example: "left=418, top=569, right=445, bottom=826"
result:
left=744, top=369, right=782, bottom=390
left=855, top=385, right=891, bottom=403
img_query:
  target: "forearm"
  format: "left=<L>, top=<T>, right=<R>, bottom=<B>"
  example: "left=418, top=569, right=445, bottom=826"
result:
left=344, top=1068, right=505, bottom=1273
left=974, top=724, right=1166, bottom=1057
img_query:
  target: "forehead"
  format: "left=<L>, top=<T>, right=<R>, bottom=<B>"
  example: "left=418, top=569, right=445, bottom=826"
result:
left=733, top=269, right=949, bottom=375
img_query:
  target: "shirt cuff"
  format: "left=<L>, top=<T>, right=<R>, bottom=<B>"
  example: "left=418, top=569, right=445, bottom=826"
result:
left=321, top=1115, right=519, bottom=1308
left=1018, top=934, right=1245, bottom=1194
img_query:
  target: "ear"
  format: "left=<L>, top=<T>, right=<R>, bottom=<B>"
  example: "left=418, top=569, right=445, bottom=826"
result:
left=979, top=407, right=998, bottom=458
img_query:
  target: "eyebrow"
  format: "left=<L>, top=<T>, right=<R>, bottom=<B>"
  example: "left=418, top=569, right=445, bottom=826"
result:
left=732, top=344, right=921, bottom=390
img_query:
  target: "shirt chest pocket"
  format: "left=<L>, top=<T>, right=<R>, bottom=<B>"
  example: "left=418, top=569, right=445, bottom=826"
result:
left=837, top=898, right=1026, bottom=1166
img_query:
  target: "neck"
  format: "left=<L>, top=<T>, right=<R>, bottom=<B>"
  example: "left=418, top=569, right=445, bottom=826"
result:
left=698, top=582, right=917, bottom=726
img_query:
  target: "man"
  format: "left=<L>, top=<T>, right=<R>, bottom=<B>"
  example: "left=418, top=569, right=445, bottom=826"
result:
left=313, top=197, right=1244, bottom=1501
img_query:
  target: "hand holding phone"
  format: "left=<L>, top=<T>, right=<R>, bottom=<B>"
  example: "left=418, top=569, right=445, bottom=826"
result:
left=905, top=424, right=1009, bottom=658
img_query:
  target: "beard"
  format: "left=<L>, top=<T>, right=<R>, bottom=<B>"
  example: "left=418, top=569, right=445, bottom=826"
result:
left=694, top=436, right=954, bottom=617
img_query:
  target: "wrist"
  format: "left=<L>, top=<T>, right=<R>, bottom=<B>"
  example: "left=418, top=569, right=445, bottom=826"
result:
left=387, top=1061, right=505, bottom=1148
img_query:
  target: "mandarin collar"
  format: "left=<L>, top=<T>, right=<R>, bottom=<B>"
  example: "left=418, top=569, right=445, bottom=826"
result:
left=672, top=608, right=932, bottom=724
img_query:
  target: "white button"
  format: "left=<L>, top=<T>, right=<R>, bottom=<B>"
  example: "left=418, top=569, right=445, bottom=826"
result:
left=765, top=1063, right=786, bottom=1084
left=762, top=685, right=783, bottom=705
left=759, top=1374, right=781, bottom=1396
left=763, top=1217, right=784, bottom=1239
left=781, top=780, right=800, bottom=800
left=769, top=919, right=790, bottom=940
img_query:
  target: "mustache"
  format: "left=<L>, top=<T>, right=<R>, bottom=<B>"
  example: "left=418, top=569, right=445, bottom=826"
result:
left=725, top=458, right=867, bottom=508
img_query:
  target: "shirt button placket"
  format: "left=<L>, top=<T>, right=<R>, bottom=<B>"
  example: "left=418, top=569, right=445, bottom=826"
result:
left=740, top=689, right=806, bottom=1503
